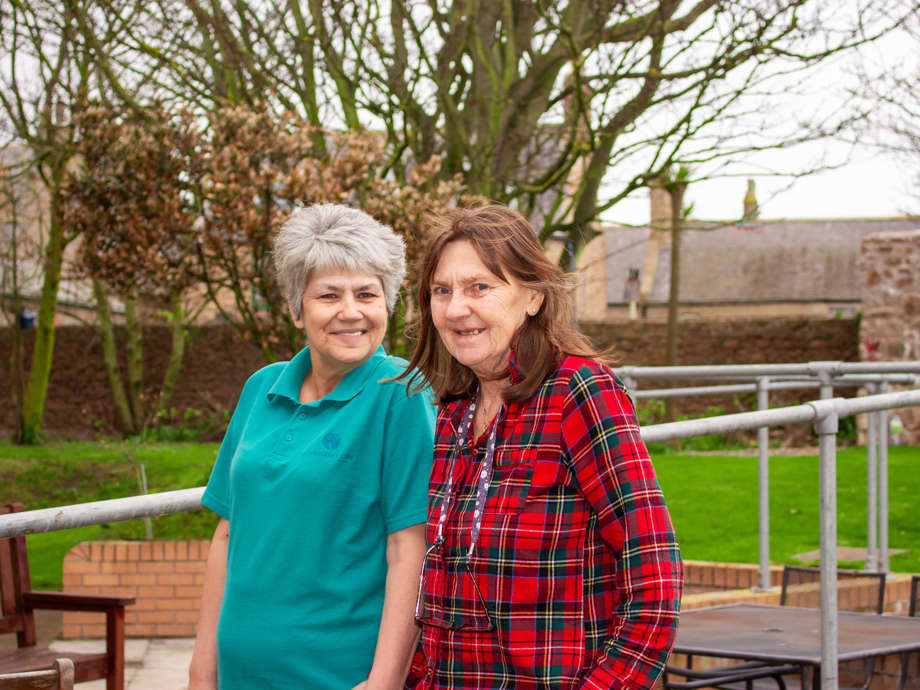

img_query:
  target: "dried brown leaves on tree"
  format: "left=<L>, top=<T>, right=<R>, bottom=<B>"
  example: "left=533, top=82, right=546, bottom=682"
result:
left=64, top=105, right=200, bottom=299
left=62, top=103, right=471, bottom=361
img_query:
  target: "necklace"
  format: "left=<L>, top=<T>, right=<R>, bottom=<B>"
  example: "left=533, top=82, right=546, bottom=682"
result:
left=474, top=394, right=501, bottom=438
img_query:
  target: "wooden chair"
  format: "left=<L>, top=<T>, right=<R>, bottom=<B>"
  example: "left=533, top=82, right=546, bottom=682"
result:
left=0, top=504, right=135, bottom=690
left=0, top=658, right=74, bottom=690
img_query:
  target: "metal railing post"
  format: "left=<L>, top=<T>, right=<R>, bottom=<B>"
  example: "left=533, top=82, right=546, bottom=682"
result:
left=756, top=376, right=771, bottom=590
left=878, top=382, right=890, bottom=573
left=816, top=367, right=835, bottom=400
left=865, top=383, right=878, bottom=571
left=813, top=402, right=840, bottom=690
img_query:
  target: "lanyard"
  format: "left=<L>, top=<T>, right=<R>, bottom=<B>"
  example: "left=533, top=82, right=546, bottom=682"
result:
left=433, top=391, right=502, bottom=561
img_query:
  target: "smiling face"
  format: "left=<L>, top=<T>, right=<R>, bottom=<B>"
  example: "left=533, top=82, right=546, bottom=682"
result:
left=292, top=268, right=388, bottom=384
left=430, top=240, right=543, bottom=380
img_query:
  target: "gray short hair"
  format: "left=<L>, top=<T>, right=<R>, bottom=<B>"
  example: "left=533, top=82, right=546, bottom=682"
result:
left=273, top=204, right=406, bottom=318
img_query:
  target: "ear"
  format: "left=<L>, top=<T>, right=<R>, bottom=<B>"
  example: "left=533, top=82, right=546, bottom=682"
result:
left=289, top=301, right=304, bottom=329
left=528, top=290, right=545, bottom=315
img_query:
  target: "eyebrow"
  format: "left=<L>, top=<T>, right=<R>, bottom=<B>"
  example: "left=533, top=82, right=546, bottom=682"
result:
left=430, top=273, right=494, bottom=285
left=312, top=282, right=381, bottom=293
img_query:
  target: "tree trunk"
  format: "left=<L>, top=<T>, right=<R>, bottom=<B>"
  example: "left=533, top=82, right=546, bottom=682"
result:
left=386, top=293, right=409, bottom=358
left=664, top=181, right=686, bottom=423
left=150, top=293, right=188, bottom=421
left=9, top=307, right=25, bottom=437
left=7, top=203, right=25, bottom=435
left=20, top=198, right=66, bottom=444
left=124, top=292, right=145, bottom=426
left=93, top=280, right=135, bottom=432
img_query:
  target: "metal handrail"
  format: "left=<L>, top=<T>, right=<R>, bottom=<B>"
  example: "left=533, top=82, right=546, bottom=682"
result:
left=617, top=360, right=920, bottom=380
left=1, top=390, right=917, bottom=539
left=0, top=388, right=918, bottom=690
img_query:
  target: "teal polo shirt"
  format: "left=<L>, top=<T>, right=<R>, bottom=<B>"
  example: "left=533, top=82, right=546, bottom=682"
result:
left=202, top=345, right=434, bottom=690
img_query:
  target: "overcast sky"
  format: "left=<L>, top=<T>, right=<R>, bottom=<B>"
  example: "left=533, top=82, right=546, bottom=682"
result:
left=608, top=146, right=917, bottom=225
left=605, top=9, right=918, bottom=227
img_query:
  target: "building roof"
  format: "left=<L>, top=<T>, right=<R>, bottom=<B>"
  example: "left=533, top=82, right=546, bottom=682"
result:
left=603, top=216, right=920, bottom=305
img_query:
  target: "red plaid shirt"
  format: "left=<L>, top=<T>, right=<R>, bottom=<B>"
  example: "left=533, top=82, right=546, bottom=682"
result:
left=410, top=354, right=683, bottom=689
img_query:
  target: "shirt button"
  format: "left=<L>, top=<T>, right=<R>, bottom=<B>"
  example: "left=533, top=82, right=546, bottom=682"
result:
left=285, top=434, right=293, bottom=442
left=297, top=410, right=307, bottom=420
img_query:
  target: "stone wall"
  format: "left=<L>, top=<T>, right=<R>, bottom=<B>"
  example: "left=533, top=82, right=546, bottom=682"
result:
left=0, top=318, right=859, bottom=439
left=859, top=229, right=920, bottom=444
left=580, top=318, right=859, bottom=367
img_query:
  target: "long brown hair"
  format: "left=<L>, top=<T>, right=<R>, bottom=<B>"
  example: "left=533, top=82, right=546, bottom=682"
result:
left=404, top=204, right=613, bottom=405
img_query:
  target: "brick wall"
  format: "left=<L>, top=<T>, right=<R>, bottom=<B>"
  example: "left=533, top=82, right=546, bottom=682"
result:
left=62, top=547, right=914, bottom=638
left=61, top=540, right=209, bottom=638
left=0, top=319, right=857, bottom=439
left=682, top=560, right=914, bottom=613
left=63, top=545, right=917, bottom=687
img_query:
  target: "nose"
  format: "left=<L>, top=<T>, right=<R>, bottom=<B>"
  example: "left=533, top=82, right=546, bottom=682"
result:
left=338, top=294, right=362, bottom=320
left=443, top=292, right=471, bottom=320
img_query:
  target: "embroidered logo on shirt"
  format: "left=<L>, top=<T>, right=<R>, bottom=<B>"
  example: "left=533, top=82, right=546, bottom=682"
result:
left=322, top=433, right=342, bottom=450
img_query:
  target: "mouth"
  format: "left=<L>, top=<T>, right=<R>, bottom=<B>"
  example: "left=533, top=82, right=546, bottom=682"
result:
left=454, top=328, right=485, bottom=336
left=332, top=329, right=367, bottom=337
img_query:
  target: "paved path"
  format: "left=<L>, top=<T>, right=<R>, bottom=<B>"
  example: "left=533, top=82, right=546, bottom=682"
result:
left=49, top=638, right=194, bottom=690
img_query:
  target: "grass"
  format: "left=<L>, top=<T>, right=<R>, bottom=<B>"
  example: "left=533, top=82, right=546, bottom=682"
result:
left=0, top=442, right=917, bottom=589
left=0, top=441, right=220, bottom=588
left=653, top=446, right=920, bottom=575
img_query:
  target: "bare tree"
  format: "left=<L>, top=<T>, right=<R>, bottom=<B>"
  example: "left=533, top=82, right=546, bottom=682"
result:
left=307, top=1, right=904, bottom=254
left=93, top=1, right=908, bottom=251
left=0, top=155, right=47, bottom=436
left=849, top=2, right=920, bottom=208
left=0, top=0, right=91, bottom=442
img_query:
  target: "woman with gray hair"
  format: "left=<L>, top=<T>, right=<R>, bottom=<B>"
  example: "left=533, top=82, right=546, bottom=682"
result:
left=189, top=204, right=435, bottom=690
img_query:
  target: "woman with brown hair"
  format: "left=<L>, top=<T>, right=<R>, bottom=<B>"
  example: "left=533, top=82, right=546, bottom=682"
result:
left=403, top=204, right=683, bottom=689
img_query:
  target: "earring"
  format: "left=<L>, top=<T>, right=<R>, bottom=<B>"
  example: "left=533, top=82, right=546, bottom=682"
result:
left=529, top=307, right=537, bottom=315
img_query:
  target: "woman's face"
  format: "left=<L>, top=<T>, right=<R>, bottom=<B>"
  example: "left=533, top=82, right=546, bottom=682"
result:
left=292, top=268, right=388, bottom=380
left=430, top=240, right=543, bottom=380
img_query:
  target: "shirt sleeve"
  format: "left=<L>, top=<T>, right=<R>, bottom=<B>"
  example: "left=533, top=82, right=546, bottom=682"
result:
left=201, top=371, right=264, bottom=520
left=379, top=382, right=436, bottom=534
left=560, top=364, right=683, bottom=690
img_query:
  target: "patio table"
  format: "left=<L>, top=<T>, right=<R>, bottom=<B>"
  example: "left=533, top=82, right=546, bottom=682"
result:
left=673, top=603, right=920, bottom=690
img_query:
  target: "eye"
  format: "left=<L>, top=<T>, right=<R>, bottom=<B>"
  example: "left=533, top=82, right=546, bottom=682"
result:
left=472, top=283, right=490, bottom=293
left=358, top=291, right=379, bottom=299
left=431, top=285, right=450, bottom=297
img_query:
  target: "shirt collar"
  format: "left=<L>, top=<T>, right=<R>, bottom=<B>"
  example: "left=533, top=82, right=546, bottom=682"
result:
left=267, top=344, right=388, bottom=405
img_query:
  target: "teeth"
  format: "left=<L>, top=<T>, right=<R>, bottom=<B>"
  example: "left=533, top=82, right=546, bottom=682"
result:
left=458, top=329, right=483, bottom=335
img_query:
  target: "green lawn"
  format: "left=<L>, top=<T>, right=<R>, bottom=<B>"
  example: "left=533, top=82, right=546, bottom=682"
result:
left=0, top=441, right=221, bottom=588
left=0, top=442, right=917, bottom=589
left=653, top=446, right=920, bottom=574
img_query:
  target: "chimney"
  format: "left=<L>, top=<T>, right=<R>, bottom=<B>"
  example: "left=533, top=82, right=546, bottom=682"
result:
left=743, top=179, right=758, bottom=219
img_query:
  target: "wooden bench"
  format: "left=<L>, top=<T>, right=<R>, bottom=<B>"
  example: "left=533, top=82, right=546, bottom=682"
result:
left=0, top=504, right=135, bottom=690
left=0, top=658, right=74, bottom=689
